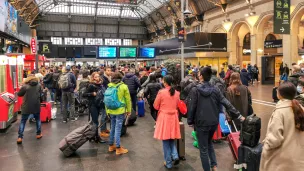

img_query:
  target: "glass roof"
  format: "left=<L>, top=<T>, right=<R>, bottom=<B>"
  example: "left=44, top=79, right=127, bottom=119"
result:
left=36, top=0, right=168, bottom=19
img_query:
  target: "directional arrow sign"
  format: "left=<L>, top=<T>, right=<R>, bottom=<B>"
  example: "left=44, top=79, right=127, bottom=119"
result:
left=274, top=0, right=290, bottom=34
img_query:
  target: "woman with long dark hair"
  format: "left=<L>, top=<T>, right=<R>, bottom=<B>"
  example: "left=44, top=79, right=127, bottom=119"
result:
left=83, top=72, right=107, bottom=143
left=260, top=82, right=304, bottom=171
left=225, top=72, right=252, bottom=130
left=144, top=74, right=162, bottom=122
left=153, top=75, right=181, bottom=169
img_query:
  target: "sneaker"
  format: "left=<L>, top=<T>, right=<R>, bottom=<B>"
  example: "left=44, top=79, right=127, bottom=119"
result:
left=116, top=146, right=128, bottom=155
left=108, top=145, right=116, bottom=152
left=63, top=120, right=67, bottom=123
left=17, top=138, right=22, bottom=144
left=173, top=158, right=180, bottom=165
left=100, top=132, right=110, bottom=138
left=36, top=134, right=43, bottom=139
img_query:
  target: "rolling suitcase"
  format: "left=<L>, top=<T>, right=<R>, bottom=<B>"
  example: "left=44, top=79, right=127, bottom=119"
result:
left=227, top=120, right=241, bottom=161
left=236, top=143, right=263, bottom=171
left=137, top=100, right=145, bottom=117
left=40, top=102, right=52, bottom=122
left=176, top=122, right=186, bottom=160
left=272, top=87, right=279, bottom=102
left=212, top=124, right=223, bottom=142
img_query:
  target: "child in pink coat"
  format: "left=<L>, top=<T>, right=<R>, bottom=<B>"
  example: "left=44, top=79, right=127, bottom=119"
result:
left=154, top=75, right=181, bottom=169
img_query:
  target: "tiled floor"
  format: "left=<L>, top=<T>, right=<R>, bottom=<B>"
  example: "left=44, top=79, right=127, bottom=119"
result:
left=0, top=83, right=275, bottom=171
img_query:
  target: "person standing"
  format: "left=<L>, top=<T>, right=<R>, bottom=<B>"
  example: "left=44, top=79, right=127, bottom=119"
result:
left=43, top=69, right=54, bottom=101
left=153, top=75, right=181, bottom=169
left=102, top=67, right=112, bottom=89
left=219, top=68, right=225, bottom=79
left=260, top=82, right=304, bottom=171
left=59, top=66, right=77, bottom=122
left=144, top=74, right=162, bottom=122
left=17, top=75, right=42, bottom=144
left=83, top=72, right=107, bottom=143
left=224, top=65, right=234, bottom=87
left=122, top=68, right=141, bottom=112
left=253, top=64, right=259, bottom=83
left=240, top=68, right=251, bottom=86
left=187, top=67, right=244, bottom=171
left=107, top=72, right=131, bottom=155
left=226, top=72, right=252, bottom=130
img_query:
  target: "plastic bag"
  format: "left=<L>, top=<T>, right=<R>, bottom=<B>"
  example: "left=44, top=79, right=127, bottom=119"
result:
left=51, top=108, right=57, bottom=120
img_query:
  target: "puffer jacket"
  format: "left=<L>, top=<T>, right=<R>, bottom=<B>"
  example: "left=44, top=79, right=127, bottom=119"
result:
left=144, top=82, right=162, bottom=103
left=17, top=76, right=42, bottom=115
left=187, top=82, right=242, bottom=127
left=122, top=73, right=141, bottom=94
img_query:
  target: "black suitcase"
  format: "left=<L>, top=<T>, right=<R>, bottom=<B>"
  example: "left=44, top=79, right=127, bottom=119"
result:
left=176, top=122, right=186, bottom=160
left=126, top=109, right=137, bottom=126
left=236, top=143, right=263, bottom=171
left=272, top=87, right=279, bottom=102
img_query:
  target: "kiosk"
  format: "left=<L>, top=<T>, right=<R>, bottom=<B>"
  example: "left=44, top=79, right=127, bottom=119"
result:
left=24, top=54, right=45, bottom=71
left=0, top=55, right=17, bottom=129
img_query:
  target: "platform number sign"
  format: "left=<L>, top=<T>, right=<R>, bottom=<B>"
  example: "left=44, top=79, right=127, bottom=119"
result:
left=274, top=0, right=290, bottom=34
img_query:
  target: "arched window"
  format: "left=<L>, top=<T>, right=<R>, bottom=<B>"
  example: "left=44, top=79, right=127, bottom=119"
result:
left=243, top=33, right=251, bottom=49
left=265, top=34, right=276, bottom=41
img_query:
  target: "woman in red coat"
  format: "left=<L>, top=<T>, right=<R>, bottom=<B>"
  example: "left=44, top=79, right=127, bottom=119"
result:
left=154, top=75, right=181, bottom=169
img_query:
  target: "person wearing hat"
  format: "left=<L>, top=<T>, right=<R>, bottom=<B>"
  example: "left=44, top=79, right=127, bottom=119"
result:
left=60, top=66, right=77, bottom=122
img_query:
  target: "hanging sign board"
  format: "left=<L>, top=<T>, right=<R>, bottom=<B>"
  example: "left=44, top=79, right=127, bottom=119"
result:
left=273, top=0, right=290, bottom=34
left=30, top=38, right=37, bottom=54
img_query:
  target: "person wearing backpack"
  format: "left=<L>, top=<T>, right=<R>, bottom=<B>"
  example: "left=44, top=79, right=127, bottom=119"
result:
left=52, top=67, right=61, bottom=104
left=105, top=72, right=131, bottom=155
left=83, top=72, right=107, bottom=143
left=59, top=66, right=77, bottom=122
left=122, top=68, right=141, bottom=112
left=43, top=69, right=54, bottom=101
left=77, top=70, right=90, bottom=113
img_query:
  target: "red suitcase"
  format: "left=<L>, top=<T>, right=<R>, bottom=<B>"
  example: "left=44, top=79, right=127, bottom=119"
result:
left=227, top=121, right=241, bottom=160
left=40, top=102, right=51, bottom=122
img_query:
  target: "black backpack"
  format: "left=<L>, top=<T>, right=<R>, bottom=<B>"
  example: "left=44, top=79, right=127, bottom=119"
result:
left=52, top=73, right=61, bottom=89
left=95, top=87, right=105, bottom=108
left=43, top=73, right=53, bottom=84
left=240, top=114, right=261, bottom=147
left=78, top=81, right=90, bottom=105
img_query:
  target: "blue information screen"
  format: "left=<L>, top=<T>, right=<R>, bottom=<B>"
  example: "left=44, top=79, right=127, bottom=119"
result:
left=139, top=48, right=155, bottom=58
left=98, top=47, right=117, bottom=58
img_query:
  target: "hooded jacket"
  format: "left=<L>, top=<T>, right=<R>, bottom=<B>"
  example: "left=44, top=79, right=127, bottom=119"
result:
left=18, top=76, right=42, bottom=115
left=240, top=69, right=251, bottom=86
left=187, top=82, right=241, bottom=127
left=122, top=73, right=141, bottom=94
left=144, top=82, right=162, bottom=103
left=106, top=80, right=132, bottom=115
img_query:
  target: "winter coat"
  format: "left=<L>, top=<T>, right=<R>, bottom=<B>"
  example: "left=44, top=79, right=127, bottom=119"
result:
left=181, top=81, right=199, bottom=100
left=288, top=72, right=301, bottom=87
left=102, top=75, right=110, bottom=89
left=106, top=81, right=132, bottom=115
left=122, top=73, right=141, bottom=95
left=260, top=100, right=304, bottom=171
left=219, top=70, right=225, bottom=79
left=180, top=75, right=196, bottom=100
left=17, top=76, right=42, bottom=115
left=209, top=76, right=226, bottom=94
left=43, top=72, right=53, bottom=89
left=153, top=87, right=181, bottom=140
left=225, top=84, right=252, bottom=129
left=224, top=70, right=233, bottom=84
left=144, top=82, right=162, bottom=103
left=187, top=82, right=242, bottom=127
left=83, top=82, right=105, bottom=107
left=140, top=76, right=148, bottom=85
left=240, top=69, right=251, bottom=86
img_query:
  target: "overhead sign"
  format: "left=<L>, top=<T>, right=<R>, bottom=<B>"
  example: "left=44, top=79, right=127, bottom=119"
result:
left=243, top=49, right=251, bottom=55
left=274, top=0, right=290, bottom=34
left=39, top=42, right=52, bottom=54
left=30, top=38, right=37, bottom=54
left=265, top=39, right=283, bottom=48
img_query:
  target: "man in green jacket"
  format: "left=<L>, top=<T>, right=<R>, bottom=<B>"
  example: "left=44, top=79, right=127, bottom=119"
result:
left=107, top=72, right=132, bottom=155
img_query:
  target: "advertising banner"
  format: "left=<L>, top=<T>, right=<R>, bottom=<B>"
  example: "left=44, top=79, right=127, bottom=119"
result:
left=0, top=0, right=8, bottom=32
left=274, top=0, right=290, bottom=34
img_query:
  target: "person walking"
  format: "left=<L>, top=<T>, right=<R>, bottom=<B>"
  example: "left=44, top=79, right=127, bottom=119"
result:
left=187, top=67, right=244, bottom=171
left=17, top=74, right=42, bottom=144
left=83, top=72, right=107, bottom=143
left=59, top=66, right=77, bottom=122
left=122, top=68, right=141, bottom=112
left=225, top=72, right=252, bottom=130
left=153, top=75, right=181, bottom=169
left=144, top=74, right=162, bottom=122
left=106, top=72, right=132, bottom=155
left=224, top=65, right=234, bottom=87
left=260, top=82, right=304, bottom=171
left=240, top=68, right=251, bottom=86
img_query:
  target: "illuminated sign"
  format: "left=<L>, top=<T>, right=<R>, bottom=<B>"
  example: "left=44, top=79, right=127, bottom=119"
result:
left=30, top=38, right=37, bottom=54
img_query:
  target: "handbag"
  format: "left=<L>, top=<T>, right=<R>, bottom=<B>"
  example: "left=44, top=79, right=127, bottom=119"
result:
left=178, top=100, right=187, bottom=115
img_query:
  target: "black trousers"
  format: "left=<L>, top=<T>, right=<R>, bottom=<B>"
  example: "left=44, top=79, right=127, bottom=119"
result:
left=149, top=101, right=158, bottom=121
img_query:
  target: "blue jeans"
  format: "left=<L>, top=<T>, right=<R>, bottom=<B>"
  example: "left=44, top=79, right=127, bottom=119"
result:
left=18, top=114, right=41, bottom=138
left=162, top=139, right=179, bottom=168
left=196, top=125, right=218, bottom=171
left=49, top=88, right=56, bottom=101
left=109, top=114, right=125, bottom=148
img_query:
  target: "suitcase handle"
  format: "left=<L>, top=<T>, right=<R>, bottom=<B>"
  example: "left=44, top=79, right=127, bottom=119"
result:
left=41, top=103, right=46, bottom=107
left=228, top=120, right=238, bottom=133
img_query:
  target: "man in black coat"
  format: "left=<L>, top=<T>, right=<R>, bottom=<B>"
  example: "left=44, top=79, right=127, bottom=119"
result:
left=102, top=67, right=112, bottom=89
left=17, top=75, right=42, bottom=144
left=187, top=67, right=244, bottom=171
left=123, top=68, right=141, bottom=111
left=240, top=68, right=251, bottom=86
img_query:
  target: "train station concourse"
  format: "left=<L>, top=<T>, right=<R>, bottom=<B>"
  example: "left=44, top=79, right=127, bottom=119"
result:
left=1, top=0, right=304, bottom=171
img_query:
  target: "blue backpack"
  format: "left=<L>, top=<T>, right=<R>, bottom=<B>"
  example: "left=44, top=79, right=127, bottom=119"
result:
left=104, top=83, right=125, bottom=110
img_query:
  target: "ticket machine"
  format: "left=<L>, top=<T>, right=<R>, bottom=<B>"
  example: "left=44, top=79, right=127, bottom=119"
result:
left=0, top=55, right=17, bottom=129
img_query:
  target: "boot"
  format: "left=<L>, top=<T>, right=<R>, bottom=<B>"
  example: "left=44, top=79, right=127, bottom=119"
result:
left=36, top=134, right=43, bottom=139
left=116, top=146, right=128, bottom=155
left=17, top=138, right=22, bottom=144
left=108, top=145, right=116, bottom=152
left=95, top=136, right=106, bottom=143
left=100, top=131, right=109, bottom=138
